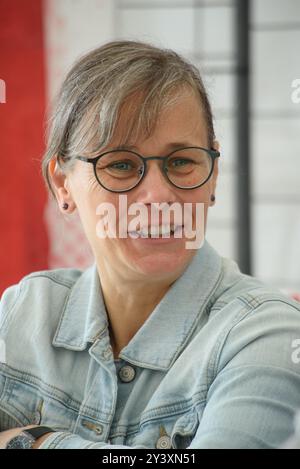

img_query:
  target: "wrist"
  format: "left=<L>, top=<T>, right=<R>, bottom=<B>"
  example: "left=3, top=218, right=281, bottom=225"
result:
left=5, top=426, right=55, bottom=449
left=32, top=432, right=54, bottom=449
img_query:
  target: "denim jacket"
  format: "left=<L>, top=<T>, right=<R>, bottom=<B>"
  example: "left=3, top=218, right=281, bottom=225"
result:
left=1, top=241, right=300, bottom=449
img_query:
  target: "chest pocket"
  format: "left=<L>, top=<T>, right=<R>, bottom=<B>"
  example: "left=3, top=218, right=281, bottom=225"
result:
left=0, top=370, right=78, bottom=432
left=0, top=373, right=25, bottom=430
left=127, top=407, right=199, bottom=449
left=170, top=408, right=199, bottom=449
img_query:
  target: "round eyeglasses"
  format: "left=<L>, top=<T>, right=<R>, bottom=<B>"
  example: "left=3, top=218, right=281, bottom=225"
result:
left=70, top=146, right=220, bottom=193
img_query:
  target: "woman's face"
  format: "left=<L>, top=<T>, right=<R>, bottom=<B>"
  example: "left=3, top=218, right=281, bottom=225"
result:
left=51, top=91, right=219, bottom=282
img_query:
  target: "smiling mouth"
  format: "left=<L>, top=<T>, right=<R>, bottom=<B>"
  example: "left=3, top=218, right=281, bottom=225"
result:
left=128, top=224, right=183, bottom=238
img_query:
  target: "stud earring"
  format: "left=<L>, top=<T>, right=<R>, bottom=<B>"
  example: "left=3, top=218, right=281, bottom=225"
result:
left=62, top=202, right=69, bottom=210
left=210, top=194, right=215, bottom=202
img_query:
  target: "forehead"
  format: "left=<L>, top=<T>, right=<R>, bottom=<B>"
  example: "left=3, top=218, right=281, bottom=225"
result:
left=111, top=90, right=208, bottom=149
left=155, top=94, right=207, bottom=139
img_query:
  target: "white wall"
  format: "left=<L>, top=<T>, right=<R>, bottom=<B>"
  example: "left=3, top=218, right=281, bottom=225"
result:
left=251, top=0, right=300, bottom=292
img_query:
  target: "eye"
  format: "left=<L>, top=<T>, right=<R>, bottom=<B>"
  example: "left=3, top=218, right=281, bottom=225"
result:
left=170, top=158, right=194, bottom=167
left=167, top=157, right=196, bottom=171
left=107, top=161, right=134, bottom=171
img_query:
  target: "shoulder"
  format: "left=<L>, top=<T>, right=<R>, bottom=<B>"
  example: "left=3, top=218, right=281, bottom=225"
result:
left=22, top=266, right=83, bottom=287
left=211, top=256, right=300, bottom=316
left=206, top=255, right=300, bottom=357
left=0, top=267, right=85, bottom=332
left=206, top=256, right=300, bottom=372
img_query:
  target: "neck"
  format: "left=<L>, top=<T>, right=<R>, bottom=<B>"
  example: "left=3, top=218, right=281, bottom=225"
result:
left=96, top=261, right=179, bottom=359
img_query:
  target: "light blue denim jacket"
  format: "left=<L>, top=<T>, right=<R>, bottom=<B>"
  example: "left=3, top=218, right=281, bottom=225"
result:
left=1, top=241, right=300, bottom=449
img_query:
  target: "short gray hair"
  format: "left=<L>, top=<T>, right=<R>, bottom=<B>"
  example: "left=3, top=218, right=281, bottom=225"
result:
left=42, top=40, right=216, bottom=196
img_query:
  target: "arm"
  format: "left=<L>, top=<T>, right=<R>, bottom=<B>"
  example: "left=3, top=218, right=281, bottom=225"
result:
left=187, top=300, right=300, bottom=448
left=0, top=426, right=147, bottom=449
left=10, top=301, right=300, bottom=450
left=0, top=426, right=54, bottom=449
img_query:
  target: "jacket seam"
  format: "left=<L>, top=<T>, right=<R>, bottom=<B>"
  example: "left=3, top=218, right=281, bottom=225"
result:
left=238, top=295, right=300, bottom=312
left=140, top=392, right=206, bottom=425
left=206, top=299, right=253, bottom=383
left=0, top=365, right=82, bottom=412
left=0, top=281, right=26, bottom=332
left=209, top=297, right=300, bottom=382
left=22, top=274, right=74, bottom=289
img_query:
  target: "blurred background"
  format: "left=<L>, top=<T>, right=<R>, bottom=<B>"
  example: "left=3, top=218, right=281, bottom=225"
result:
left=0, top=0, right=299, bottom=297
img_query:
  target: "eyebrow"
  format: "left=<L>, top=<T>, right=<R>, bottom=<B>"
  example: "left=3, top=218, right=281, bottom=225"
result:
left=115, top=142, right=199, bottom=152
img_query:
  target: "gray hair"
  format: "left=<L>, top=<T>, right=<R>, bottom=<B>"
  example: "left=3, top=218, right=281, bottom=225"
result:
left=42, top=40, right=216, bottom=196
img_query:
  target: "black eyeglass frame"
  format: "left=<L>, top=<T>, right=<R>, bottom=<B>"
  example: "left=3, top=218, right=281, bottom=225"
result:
left=68, top=146, right=220, bottom=193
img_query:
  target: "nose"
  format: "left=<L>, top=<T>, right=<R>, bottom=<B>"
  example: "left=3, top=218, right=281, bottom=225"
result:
left=134, top=159, right=178, bottom=204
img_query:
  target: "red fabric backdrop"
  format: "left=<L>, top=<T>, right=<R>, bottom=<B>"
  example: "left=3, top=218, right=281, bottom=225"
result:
left=0, top=0, right=49, bottom=295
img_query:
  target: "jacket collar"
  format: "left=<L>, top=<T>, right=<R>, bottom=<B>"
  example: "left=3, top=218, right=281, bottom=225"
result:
left=53, top=241, right=222, bottom=370
left=52, top=261, right=108, bottom=350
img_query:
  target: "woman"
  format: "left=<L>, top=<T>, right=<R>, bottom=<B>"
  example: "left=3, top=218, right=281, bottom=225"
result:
left=1, top=40, right=300, bottom=449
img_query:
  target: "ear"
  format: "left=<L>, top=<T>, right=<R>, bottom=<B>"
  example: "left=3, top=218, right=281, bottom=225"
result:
left=213, top=140, right=220, bottom=153
left=48, top=156, right=77, bottom=214
left=209, top=140, right=220, bottom=207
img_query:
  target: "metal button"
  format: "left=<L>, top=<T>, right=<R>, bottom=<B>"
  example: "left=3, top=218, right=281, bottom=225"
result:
left=32, top=410, right=41, bottom=425
left=32, top=400, right=43, bottom=425
left=82, top=420, right=104, bottom=435
left=156, top=435, right=172, bottom=449
left=118, top=365, right=136, bottom=383
left=94, top=425, right=103, bottom=435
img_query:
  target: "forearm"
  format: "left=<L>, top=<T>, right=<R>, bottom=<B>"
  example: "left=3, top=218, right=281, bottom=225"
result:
left=37, top=431, right=147, bottom=449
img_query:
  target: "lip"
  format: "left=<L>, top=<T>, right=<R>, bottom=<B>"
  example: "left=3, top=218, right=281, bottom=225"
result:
left=127, top=233, right=183, bottom=244
left=127, top=225, right=184, bottom=243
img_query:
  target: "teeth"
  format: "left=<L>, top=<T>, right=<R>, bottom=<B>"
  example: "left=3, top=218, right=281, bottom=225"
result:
left=150, top=225, right=171, bottom=237
left=133, top=224, right=179, bottom=237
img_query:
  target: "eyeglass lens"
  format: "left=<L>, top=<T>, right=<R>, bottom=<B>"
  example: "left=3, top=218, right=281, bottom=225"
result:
left=95, top=148, right=213, bottom=191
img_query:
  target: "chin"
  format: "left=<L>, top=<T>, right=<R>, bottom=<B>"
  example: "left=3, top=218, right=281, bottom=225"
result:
left=128, top=248, right=195, bottom=278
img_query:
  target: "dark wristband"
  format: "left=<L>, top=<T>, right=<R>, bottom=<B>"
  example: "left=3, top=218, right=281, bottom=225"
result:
left=24, top=426, right=55, bottom=439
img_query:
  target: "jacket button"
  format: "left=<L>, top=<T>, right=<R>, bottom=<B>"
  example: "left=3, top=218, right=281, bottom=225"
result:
left=94, top=425, right=103, bottom=435
left=82, top=420, right=104, bottom=436
left=156, top=435, right=172, bottom=449
left=118, top=365, right=136, bottom=383
left=32, top=410, right=41, bottom=425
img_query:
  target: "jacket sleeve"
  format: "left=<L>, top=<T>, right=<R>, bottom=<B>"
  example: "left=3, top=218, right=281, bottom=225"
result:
left=0, top=282, right=22, bottom=325
left=0, top=282, right=23, bottom=361
left=186, top=299, right=300, bottom=449
left=38, top=433, right=148, bottom=449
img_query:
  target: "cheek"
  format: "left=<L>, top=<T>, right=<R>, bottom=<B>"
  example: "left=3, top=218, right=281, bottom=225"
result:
left=86, top=189, right=121, bottom=238
left=181, top=188, right=210, bottom=225
left=72, top=169, right=113, bottom=208
left=181, top=186, right=210, bottom=205
left=68, top=176, right=104, bottom=232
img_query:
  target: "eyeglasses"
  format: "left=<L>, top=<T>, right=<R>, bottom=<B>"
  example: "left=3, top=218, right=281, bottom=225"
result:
left=69, top=146, right=220, bottom=193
